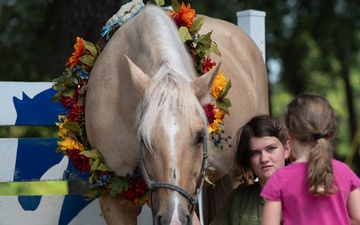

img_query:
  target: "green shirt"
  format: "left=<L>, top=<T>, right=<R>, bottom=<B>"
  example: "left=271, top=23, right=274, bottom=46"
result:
left=210, top=182, right=264, bottom=225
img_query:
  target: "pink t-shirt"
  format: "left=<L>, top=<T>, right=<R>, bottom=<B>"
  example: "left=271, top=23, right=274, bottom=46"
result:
left=261, top=159, right=360, bottom=225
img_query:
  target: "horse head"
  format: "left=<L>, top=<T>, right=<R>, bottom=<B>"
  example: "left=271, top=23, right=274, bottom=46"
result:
left=127, top=56, right=219, bottom=225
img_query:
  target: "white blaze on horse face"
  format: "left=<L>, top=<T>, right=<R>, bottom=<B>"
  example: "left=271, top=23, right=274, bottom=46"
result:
left=164, top=113, right=180, bottom=184
left=170, top=196, right=182, bottom=224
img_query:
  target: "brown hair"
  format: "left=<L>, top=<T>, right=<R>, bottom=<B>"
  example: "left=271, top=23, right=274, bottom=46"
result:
left=284, top=93, right=338, bottom=196
left=232, top=115, right=289, bottom=186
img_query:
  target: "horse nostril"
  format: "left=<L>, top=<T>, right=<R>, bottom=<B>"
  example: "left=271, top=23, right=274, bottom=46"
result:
left=187, top=215, right=192, bottom=225
left=156, top=215, right=162, bottom=225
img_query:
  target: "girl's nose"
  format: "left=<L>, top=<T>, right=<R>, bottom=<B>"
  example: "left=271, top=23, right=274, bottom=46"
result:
left=260, top=152, right=270, bottom=162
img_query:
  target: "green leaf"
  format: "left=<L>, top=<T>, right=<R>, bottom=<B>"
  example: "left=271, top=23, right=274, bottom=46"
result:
left=218, top=98, right=232, bottom=115
left=91, top=158, right=101, bottom=171
left=189, top=18, right=204, bottom=34
left=109, top=177, right=129, bottom=197
left=84, top=187, right=100, bottom=200
left=84, top=187, right=107, bottom=200
left=154, top=0, right=165, bottom=6
left=55, top=146, right=63, bottom=153
left=79, top=55, right=95, bottom=67
left=63, top=122, right=82, bottom=134
left=52, top=91, right=62, bottom=102
left=217, top=79, right=232, bottom=100
left=207, top=166, right=216, bottom=172
left=178, top=26, right=192, bottom=42
left=98, top=163, right=112, bottom=172
left=138, top=191, right=149, bottom=206
left=80, top=149, right=102, bottom=159
left=83, top=40, right=98, bottom=58
left=210, top=42, right=222, bottom=56
left=171, top=0, right=181, bottom=12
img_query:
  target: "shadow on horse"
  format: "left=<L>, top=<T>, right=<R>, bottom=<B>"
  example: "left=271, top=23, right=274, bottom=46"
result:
left=85, top=4, right=268, bottom=225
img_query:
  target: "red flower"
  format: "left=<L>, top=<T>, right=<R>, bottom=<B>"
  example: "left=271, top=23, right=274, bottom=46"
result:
left=203, top=103, right=216, bottom=124
left=65, top=149, right=90, bottom=172
left=60, top=87, right=80, bottom=109
left=202, top=57, right=216, bottom=74
left=122, top=178, right=149, bottom=202
left=67, top=104, right=85, bottom=122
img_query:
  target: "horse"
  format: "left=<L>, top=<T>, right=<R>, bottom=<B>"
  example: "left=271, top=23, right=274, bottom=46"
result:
left=85, top=4, right=268, bottom=225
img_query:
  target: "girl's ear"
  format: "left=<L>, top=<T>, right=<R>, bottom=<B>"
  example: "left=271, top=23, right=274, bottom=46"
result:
left=284, top=139, right=291, bottom=159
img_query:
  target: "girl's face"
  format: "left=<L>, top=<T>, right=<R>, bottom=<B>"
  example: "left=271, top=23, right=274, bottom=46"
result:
left=249, top=136, right=290, bottom=189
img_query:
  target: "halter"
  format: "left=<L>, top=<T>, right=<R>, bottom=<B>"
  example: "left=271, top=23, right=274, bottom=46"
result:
left=139, top=136, right=209, bottom=213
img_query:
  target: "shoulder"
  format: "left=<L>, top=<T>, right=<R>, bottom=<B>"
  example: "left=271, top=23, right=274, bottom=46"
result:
left=332, top=159, right=360, bottom=188
left=233, top=182, right=261, bottom=197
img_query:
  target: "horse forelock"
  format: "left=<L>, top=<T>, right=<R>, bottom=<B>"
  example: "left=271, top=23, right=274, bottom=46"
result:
left=137, top=67, right=207, bottom=152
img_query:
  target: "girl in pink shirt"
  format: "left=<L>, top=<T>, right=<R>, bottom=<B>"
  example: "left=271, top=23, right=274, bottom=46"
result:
left=261, top=93, right=360, bottom=225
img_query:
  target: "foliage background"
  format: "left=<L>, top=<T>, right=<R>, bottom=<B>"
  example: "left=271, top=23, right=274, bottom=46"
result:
left=1, top=0, right=359, bottom=195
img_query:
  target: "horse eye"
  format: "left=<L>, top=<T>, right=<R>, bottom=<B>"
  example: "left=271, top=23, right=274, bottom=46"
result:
left=195, top=131, right=205, bottom=145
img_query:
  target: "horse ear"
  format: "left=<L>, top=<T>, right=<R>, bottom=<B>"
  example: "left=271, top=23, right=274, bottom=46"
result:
left=125, top=55, right=151, bottom=98
left=194, top=62, right=222, bottom=103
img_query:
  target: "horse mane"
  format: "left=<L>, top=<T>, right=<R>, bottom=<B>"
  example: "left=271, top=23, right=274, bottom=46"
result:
left=141, top=4, right=196, bottom=81
left=136, top=5, right=208, bottom=151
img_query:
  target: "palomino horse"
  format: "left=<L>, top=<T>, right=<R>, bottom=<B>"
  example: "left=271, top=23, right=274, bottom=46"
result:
left=85, top=4, right=268, bottom=225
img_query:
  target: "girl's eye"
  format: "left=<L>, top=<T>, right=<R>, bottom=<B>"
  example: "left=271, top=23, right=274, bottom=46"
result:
left=251, top=151, right=260, bottom=156
left=268, top=147, right=276, bottom=152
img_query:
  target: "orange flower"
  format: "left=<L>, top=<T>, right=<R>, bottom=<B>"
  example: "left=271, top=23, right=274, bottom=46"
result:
left=171, top=2, right=195, bottom=28
left=65, top=37, right=85, bottom=69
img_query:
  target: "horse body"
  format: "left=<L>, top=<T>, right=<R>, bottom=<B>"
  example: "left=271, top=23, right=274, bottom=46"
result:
left=86, top=4, right=268, bottom=225
left=196, top=15, right=269, bottom=223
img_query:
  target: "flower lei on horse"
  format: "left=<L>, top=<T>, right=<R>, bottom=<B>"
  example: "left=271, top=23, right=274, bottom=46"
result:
left=52, top=0, right=231, bottom=206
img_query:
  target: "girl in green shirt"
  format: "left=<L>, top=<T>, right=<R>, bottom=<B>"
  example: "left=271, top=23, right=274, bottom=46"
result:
left=210, top=115, right=292, bottom=225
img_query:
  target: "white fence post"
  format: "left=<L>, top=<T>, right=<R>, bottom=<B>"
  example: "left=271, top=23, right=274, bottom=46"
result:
left=237, top=10, right=266, bottom=61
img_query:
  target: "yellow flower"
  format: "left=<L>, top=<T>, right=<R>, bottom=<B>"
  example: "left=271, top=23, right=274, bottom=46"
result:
left=56, top=116, right=70, bottom=138
left=211, top=71, right=228, bottom=99
left=58, top=137, right=84, bottom=151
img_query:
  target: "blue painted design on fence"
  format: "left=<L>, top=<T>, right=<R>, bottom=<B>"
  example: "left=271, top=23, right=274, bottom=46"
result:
left=59, top=195, right=94, bottom=225
left=14, top=138, right=62, bottom=181
left=13, top=88, right=67, bottom=126
left=18, top=196, right=42, bottom=211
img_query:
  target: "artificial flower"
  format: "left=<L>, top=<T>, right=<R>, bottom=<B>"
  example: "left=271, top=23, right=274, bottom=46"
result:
left=58, top=137, right=84, bottom=151
left=211, top=71, right=228, bottom=99
left=60, top=89, right=78, bottom=110
left=57, top=117, right=70, bottom=138
left=122, top=177, right=149, bottom=202
left=202, top=57, right=216, bottom=74
left=203, top=103, right=216, bottom=124
left=169, top=2, right=195, bottom=28
left=65, top=149, right=90, bottom=172
left=65, top=37, right=85, bottom=69
left=67, top=104, right=85, bottom=122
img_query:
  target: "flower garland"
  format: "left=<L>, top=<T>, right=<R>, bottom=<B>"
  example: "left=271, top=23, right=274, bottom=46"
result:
left=52, top=0, right=231, bottom=205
